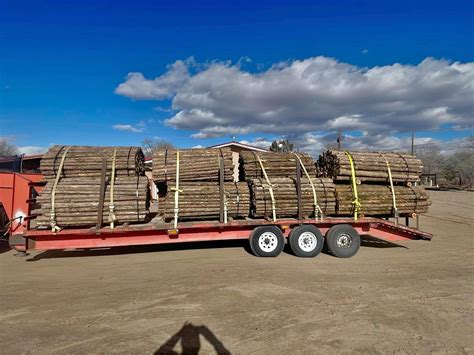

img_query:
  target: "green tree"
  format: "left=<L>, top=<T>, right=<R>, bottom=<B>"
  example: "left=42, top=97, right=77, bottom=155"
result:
left=269, top=139, right=294, bottom=153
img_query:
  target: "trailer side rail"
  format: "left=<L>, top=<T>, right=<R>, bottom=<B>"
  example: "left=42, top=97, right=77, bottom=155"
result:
left=13, top=217, right=432, bottom=253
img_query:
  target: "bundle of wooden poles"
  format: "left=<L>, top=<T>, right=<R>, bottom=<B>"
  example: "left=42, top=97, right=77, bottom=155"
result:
left=249, top=178, right=336, bottom=218
left=153, top=148, right=234, bottom=182
left=239, top=151, right=333, bottom=219
left=240, top=151, right=316, bottom=179
left=160, top=182, right=250, bottom=220
left=34, top=145, right=149, bottom=228
left=334, top=185, right=430, bottom=216
left=35, top=176, right=149, bottom=226
left=317, top=150, right=423, bottom=183
left=40, top=145, right=145, bottom=179
left=154, top=148, right=246, bottom=221
left=316, top=149, right=429, bottom=218
left=32, top=144, right=430, bottom=227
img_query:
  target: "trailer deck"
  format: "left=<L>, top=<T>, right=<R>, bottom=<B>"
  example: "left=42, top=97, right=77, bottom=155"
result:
left=2, top=171, right=432, bottom=258
left=11, top=216, right=431, bottom=253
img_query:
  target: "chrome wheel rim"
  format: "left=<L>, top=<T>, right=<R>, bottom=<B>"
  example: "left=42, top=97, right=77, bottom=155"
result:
left=258, top=232, right=278, bottom=252
left=298, top=232, right=317, bottom=252
left=336, top=233, right=352, bottom=248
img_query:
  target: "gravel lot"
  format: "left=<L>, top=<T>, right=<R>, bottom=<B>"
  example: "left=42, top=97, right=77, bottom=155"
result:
left=1, top=190, right=473, bottom=354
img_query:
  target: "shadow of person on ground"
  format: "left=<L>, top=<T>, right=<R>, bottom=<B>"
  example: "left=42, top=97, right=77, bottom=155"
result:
left=155, top=322, right=230, bottom=355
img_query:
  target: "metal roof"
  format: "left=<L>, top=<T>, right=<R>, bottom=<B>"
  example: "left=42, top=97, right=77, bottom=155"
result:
left=207, top=141, right=268, bottom=152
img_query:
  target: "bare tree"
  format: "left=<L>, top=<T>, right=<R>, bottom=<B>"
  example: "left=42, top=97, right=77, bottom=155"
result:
left=0, top=138, right=18, bottom=157
left=142, top=138, right=174, bottom=156
left=324, top=142, right=339, bottom=151
left=269, top=139, right=294, bottom=152
left=415, top=146, right=445, bottom=175
left=450, top=148, right=474, bottom=188
left=416, top=137, right=474, bottom=188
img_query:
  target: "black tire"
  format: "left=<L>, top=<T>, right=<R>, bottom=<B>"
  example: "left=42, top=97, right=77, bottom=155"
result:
left=289, top=225, right=324, bottom=257
left=326, top=224, right=360, bottom=258
left=249, top=226, right=285, bottom=257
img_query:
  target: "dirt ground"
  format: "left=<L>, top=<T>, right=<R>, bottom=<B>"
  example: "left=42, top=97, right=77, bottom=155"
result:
left=1, top=190, right=473, bottom=354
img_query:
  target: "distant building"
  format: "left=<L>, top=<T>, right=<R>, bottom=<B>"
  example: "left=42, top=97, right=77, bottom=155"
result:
left=207, top=141, right=268, bottom=153
left=208, top=141, right=268, bottom=181
left=0, top=154, right=42, bottom=173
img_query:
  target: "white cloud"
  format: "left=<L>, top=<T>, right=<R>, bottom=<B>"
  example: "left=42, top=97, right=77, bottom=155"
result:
left=115, top=56, right=474, bottom=140
left=236, top=133, right=473, bottom=158
left=18, top=146, right=49, bottom=155
left=112, top=124, right=144, bottom=133
left=239, top=137, right=273, bottom=150
left=115, top=59, right=193, bottom=100
left=280, top=132, right=435, bottom=157
left=153, top=106, right=172, bottom=113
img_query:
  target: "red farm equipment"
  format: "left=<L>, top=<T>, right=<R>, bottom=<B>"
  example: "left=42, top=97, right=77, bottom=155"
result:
left=0, top=172, right=45, bottom=250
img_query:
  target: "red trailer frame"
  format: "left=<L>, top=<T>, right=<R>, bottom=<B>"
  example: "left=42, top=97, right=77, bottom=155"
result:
left=2, top=172, right=432, bottom=257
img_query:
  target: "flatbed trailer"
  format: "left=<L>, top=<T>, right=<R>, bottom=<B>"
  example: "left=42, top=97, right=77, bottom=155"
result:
left=2, top=172, right=432, bottom=258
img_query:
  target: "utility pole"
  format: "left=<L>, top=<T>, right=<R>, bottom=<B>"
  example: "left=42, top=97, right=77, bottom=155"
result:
left=337, top=128, right=342, bottom=151
left=411, top=131, right=415, bottom=155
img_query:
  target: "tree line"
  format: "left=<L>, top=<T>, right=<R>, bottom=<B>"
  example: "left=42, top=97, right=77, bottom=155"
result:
left=415, top=138, right=474, bottom=189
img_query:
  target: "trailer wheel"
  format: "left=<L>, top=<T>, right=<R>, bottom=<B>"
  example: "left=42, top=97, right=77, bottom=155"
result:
left=326, top=224, right=360, bottom=258
left=249, top=226, right=285, bottom=257
left=289, top=225, right=324, bottom=257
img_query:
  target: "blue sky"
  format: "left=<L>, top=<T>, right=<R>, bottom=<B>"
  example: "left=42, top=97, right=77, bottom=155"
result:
left=1, top=0, right=473, bottom=154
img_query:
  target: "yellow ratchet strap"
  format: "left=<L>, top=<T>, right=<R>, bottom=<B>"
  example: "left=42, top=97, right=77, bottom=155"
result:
left=50, top=146, right=71, bottom=232
left=256, top=153, right=276, bottom=221
left=293, top=153, right=323, bottom=219
left=108, top=148, right=118, bottom=228
left=344, top=151, right=361, bottom=221
left=380, top=153, right=398, bottom=219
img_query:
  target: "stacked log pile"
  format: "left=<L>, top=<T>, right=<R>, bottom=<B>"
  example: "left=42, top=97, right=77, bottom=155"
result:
left=35, top=176, right=149, bottom=226
left=250, top=178, right=336, bottom=218
left=160, top=182, right=250, bottom=220
left=34, top=145, right=149, bottom=228
left=316, top=150, right=430, bottom=217
left=41, top=145, right=144, bottom=178
left=317, top=150, right=423, bottom=183
left=240, top=151, right=316, bottom=179
left=32, top=144, right=431, bottom=226
left=154, top=148, right=244, bottom=221
left=153, top=148, right=234, bottom=183
left=335, top=185, right=431, bottom=216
